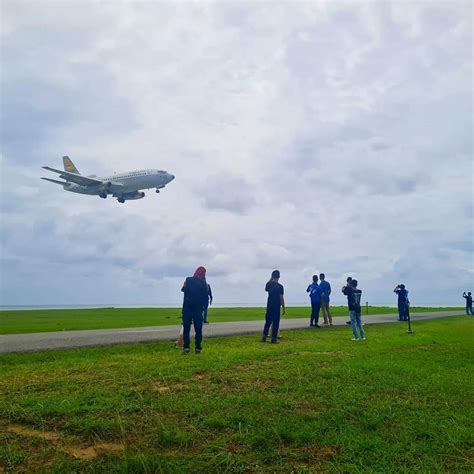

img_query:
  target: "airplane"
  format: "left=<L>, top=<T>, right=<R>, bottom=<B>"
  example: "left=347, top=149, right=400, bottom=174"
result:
left=41, top=156, right=175, bottom=203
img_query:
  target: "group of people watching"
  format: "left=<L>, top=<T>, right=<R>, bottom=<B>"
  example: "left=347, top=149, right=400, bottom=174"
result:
left=177, top=266, right=471, bottom=354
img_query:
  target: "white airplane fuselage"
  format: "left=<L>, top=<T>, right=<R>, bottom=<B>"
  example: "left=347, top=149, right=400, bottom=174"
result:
left=66, top=169, right=175, bottom=196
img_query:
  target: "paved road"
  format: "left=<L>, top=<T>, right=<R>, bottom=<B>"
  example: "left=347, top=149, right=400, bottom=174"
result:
left=0, top=311, right=465, bottom=354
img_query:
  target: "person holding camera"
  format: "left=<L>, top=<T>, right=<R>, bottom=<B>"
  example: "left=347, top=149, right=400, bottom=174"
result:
left=463, top=292, right=473, bottom=315
left=394, top=284, right=410, bottom=321
left=262, top=270, right=285, bottom=343
left=343, top=279, right=365, bottom=341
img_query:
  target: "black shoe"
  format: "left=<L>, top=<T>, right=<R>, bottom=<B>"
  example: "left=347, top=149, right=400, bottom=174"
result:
left=261, top=336, right=267, bottom=342
left=310, top=323, right=314, bottom=327
left=195, top=349, right=202, bottom=354
left=315, top=324, right=321, bottom=328
left=346, top=321, right=351, bottom=325
left=182, top=348, right=190, bottom=355
left=271, top=339, right=278, bottom=344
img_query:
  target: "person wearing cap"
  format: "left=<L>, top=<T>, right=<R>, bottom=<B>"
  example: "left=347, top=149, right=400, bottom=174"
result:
left=262, top=270, right=285, bottom=343
left=181, top=266, right=209, bottom=354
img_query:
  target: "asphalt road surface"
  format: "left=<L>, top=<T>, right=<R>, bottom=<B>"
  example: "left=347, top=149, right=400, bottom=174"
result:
left=0, top=311, right=465, bottom=353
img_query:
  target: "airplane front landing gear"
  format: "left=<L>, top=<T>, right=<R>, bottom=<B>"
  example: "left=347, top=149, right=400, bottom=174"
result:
left=155, top=189, right=160, bottom=193
left=118, top=198, right=125, bottom=203
left=99, top=192, right=107, bottom=199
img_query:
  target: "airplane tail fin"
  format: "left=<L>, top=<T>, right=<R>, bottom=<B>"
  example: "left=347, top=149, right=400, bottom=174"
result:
left=63, top=156, right=80, bottom=174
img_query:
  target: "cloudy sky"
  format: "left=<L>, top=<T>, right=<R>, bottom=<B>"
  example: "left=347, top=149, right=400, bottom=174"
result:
left=1, top=1, right=472, bottom=307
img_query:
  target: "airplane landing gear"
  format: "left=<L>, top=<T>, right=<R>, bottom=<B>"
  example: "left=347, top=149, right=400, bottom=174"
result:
left=99, top=192, right=107, bottom=199
left=155, top=188, right=160, bottom=193
left=118, top=198, right=125, bottom=203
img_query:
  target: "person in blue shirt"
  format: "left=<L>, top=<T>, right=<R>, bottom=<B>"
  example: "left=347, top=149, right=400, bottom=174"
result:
left=319, top=273, right=332, bottom=326
left=307, top=275, right=322, bottom=327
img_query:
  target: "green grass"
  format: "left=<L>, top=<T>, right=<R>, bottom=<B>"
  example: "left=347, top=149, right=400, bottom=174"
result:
left=1, top=317, right=473, bottom=473
left=0, top=306, right=463, bottom=335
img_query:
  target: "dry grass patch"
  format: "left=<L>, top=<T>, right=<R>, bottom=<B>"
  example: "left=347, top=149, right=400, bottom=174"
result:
left=5, top=424, right=124, bottom=460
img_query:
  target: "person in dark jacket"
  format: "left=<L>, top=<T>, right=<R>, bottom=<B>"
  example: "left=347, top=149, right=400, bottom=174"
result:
left=463, top=292, right=473, bottom=315
left=181, top=266, right=209, bottom=354
left=262, top=270, right=285, bottom=343
left=343, top=279, right=365, bottom=341
left=394, top=284, right=410, bottom=321
left=342, top=277, right=353, bottom=325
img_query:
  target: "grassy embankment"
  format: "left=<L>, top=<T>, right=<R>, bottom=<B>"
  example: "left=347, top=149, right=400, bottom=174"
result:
left=0, top=306, right=463, bottom=335
left=1, top=317, right=473, bottom=472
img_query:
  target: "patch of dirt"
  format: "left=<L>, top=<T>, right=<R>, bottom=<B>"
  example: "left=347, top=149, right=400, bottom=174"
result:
left=135, top=382, right=186, bottom=393
left=64, top=443, right=124, bottom=460
left=6, top=425, right=60, bottom=442
left=296, top=444, right=341, bottom=462
left=6, top=424, right=124, bottom=460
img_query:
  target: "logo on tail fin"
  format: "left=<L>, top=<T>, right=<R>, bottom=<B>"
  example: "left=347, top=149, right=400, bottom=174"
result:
left=63, top=156, right=80, bottom=175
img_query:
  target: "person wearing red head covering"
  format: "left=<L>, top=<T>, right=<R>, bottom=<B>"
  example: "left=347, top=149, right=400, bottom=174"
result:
left=180, top=266, right=209, bottom=354
left=193, top=266, right=206, bottom=279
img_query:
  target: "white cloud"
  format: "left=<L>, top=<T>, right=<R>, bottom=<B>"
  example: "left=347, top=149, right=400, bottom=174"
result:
left=0, top=1, right=472, bottom=307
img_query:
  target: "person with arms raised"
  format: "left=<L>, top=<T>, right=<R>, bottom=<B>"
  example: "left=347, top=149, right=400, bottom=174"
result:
left=262, top=270, right=285, bottom=344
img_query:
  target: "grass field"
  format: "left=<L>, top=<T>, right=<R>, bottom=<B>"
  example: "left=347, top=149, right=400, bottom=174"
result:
left=0, top=306, right=463, bottom=335
left=1, top=316, right=473, bottom=473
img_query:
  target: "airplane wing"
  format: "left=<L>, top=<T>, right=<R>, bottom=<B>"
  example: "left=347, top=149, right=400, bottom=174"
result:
left=42, top=166, right=103, bottom=187
left=41, top=177, right=71, bottom=186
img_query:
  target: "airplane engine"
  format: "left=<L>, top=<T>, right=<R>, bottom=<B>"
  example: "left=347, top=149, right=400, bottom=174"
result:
left=122, top=191, right=145, bottom=201
left=98, top=181, right=112, bottom=191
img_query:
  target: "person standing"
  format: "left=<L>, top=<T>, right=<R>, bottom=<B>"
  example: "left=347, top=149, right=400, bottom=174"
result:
left=463, top=292, right=473, bottom=315
left=262, top=270, right=285, bottom=343
left=319, top=273, right=332, bottom=326
left=203, top=283, right=213, bottom=323
left=342, top=277, right=353, bottom=325
left=343, top=279, right=365, bottom=341
left=181, top=266, right=209, bottom=354
left=394, top=284, right=410, bottom=321
left=307, top=275, right=322, bottom=327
